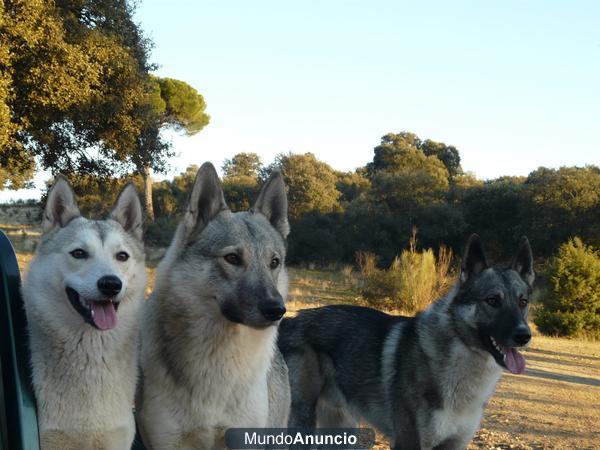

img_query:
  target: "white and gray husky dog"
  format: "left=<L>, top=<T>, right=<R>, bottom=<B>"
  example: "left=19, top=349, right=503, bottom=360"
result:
left=279, top=234, right=534, bottom=450
left=22, top=176, right=146, bottom=450
left=137, top=162, right=291, bottom=449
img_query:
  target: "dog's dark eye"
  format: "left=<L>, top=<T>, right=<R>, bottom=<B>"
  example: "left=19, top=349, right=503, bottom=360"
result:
left=224, top=253, right=242, bottom=266
left=270, top=256, right=280, bottom=270
left=518, top=297, right=528, bottom=308
left=70, top=248, right=88, bottom=259
left=116, top=251, right=129, bottom=262
left=486, top=296, right=500, bottom=307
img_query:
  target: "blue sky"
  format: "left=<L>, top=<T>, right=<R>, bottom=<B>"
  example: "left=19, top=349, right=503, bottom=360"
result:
left=2, top=0, right=599, bottom=200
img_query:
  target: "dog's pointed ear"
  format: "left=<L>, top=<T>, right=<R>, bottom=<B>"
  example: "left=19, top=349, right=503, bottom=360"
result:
left=183, top=162, right=228, bottom=236
left=110, top=183, right=144, bottom=240
left=512, top=236, right=535, bottom=287
left=42, top=175, right=81, bottom=233
left=460, top=234, right=489, bottom=283
left=253, top=171, right=289, bottom=238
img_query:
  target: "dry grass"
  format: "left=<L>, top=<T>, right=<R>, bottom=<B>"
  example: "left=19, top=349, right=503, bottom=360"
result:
left=286, top=267, right=366, bottom=313
left=12, top=251, right=600, bottom=449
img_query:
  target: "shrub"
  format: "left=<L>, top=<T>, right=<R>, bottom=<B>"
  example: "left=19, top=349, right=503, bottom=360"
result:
left=145, top=216, right=177, bottom=247
left=535, top=309, right=600, bottom=338
left=534, top=237, right=600, bottom=338
left=358, top=231, right=454, bottom=313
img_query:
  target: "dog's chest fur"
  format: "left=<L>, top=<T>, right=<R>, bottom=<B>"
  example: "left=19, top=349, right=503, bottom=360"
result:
left=28, top=313, right=140, bottom=431
left=425, top=344, right=502, bottom=447
left=168, top=321, right=275, bottom=426
left=414, top=304, right=503, bottom=448
left=143, top=297, right=277, bottom=435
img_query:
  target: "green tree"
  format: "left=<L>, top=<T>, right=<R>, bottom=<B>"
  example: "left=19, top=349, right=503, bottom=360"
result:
left=0, top=0, right=153, bottom=184
left=367, top=132, right=459, bottom=183
left=223, top=153, right=262, bottom=179
left=368, top=132, right=423, bottom=175
left=135, top=77, right=209, bottom=221
left=370, top=169, right=449, bottom=211
left=221, top=153, right=262, bottom=211
left=421, top=139, right=462, bottom=180
left=267, top=152, right=341, bottom=219
left=151, top=164, right=199, bottom=219
left=0, top=0, right=209, bottom=210
left=336, top=169, right=371, bottom=205
left=0, top=3, right=31, bottom=189
left=367, top=133, right=450, bottom=211
left=523, top=166, right=600, bottom=254
left=535, top=238, right=600, bottom=338
left=526, top=166, right=600, bottom=213
left=59, top=173, right=144, bottom=217
left=461, top=177, right=527, bottom=257
left=146, top=165, right=199, bottom=245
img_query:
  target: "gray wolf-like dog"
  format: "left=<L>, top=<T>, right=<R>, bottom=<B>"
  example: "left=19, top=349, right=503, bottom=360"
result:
left=22, top=176, right=146, bottom=450
left=137, top=162, right=291, bottom=449
left=279, top=234, right=534, bottom=450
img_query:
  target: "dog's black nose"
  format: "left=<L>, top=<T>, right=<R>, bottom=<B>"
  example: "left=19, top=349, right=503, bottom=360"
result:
left=97, top=275, right=122, bottom=297
left=513, top=326, right=531, bottom=346
left=259, top=300, right=286, bottom=322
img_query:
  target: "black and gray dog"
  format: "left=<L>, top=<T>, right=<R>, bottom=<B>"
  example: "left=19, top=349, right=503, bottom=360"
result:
left=279, top=234, right=534, bottom=450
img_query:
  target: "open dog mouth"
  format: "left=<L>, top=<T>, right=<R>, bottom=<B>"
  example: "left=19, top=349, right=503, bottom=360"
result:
left=486, top=335, right=526, bottom=375
left=66, top=287, right=119, bottom=331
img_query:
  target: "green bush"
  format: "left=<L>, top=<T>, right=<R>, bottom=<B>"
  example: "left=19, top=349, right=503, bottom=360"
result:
left=358, top=232, right=453, bottom=313
left=145, top=216, right=178, bottom=247
left=535, top=309, right=600, bottom=338
left=534, top=237, right=600, bottom=338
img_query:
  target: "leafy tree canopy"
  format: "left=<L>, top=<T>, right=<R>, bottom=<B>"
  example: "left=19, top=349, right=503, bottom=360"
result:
left=421, top=139, right=461, bottom=179
left=267, top=152, right=341, bottom=219
left=152, top=76, right=209, bottom=136
left=367, top=133, right=450, bottom=209
left=0, top=0, right=209, bottom=192
left=223, top=153, right=262, bottom=179
left=0, top=0, right=156, bottom=186
left=221, top=153, right=262, bottom=211
left=129, top=74, right=209, bottom=190
left=336, top=169, right=371, bottom=204
left=525, top=166, right=600, bottom=213
left=368, top=132, right=461, bottom=182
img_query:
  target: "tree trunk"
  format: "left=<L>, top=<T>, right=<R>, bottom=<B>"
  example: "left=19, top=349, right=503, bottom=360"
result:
left=143, top=166, right=154, bottom=222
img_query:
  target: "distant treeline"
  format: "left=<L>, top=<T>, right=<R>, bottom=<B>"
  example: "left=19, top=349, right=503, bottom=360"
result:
left=38, top=131, right=600, bottom=267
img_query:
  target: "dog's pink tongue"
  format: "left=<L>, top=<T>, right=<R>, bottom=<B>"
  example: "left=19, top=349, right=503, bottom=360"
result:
left=90, top=301, right=118, bottom=330
left=504, top=347, right=525, bottom=374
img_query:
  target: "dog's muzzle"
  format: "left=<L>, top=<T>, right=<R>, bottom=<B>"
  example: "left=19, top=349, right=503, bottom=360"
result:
left=259, top=299, right=286, bottom=322
left=484, top=332, right=528, bottom=375
left=65, top=284, right=120, bottom=331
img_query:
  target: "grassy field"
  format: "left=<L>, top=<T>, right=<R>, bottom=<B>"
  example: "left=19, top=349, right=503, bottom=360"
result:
left=11, top=253, right=600, bottom=449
